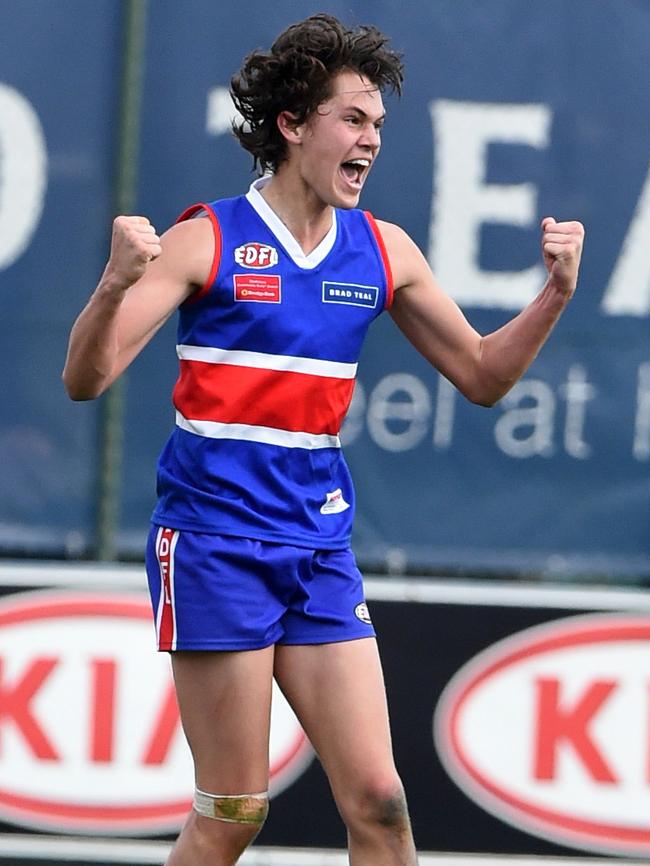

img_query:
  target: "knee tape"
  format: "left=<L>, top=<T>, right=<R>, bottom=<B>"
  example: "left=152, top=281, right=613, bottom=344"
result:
left=193, top=787, right=269, bottom=825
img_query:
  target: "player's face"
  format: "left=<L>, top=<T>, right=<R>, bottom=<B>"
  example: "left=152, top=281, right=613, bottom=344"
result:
left=298, top=70, right=385, bottom=209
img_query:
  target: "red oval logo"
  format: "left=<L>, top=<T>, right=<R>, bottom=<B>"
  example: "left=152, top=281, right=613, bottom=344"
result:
left=0, top=591, right=312, bottom=835
left=434, top=613, right=650, bottom=857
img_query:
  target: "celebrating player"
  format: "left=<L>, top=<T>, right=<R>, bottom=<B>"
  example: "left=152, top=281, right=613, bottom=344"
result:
left=63, top=13, right=584, bottom=866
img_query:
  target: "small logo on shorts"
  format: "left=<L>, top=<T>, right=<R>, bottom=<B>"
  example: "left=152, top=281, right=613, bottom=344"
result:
left=320, top=488, right=350, bottom=515
left=354, top=602, right=372, bottom=625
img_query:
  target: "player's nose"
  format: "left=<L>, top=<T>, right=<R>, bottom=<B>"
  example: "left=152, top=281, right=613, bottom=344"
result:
left=359, top=122, right=381, bottom=150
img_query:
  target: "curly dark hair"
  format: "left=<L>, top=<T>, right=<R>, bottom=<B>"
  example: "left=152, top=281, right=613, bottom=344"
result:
left=230, top=13, right=404, bottom=174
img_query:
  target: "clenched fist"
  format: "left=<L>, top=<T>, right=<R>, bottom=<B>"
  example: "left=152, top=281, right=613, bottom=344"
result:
left=541, top=217, right=585, bottom=297
left=106, top=215, right=162, bottom=288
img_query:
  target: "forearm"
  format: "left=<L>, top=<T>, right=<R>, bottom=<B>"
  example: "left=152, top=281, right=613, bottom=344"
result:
left=380, top=215, right=583, bottom=407
left=475, top=278, right=573, bottom=406
left=63, top=215, right=168, bottom=400
left=62, top=269, right=129, bottom=401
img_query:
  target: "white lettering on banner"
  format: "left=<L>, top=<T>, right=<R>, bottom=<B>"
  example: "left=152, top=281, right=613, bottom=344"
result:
left=602, top=164, right=650, bottom=316
left=433, top=614, right=650, bottom=857
left=341, top=365, right=650, bottom=460
left=366, top=373, right=432, bottom=452
left=559, top=365, right=596, bottom=459
left=428, top=99, right=551, bottom=310
left=493, top=365, right=595, bottom=459
left=205, top=86, right=244, bottom=135
left=494, top=379, right=556, bottom=458
left=0, top=83, right=47, bottom=271
left=633, top=362, right=650, bottom=460
left=433, top=375, right=457, bottom=450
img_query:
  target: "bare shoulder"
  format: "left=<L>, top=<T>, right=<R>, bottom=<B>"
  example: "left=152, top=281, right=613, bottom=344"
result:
left=117, top=214, right=216, bottom=320
left=158, top=216, right=216, bottom=292
left=372, top=217, right=412, bottom=251
left=371, top=218, right=431, bottom=293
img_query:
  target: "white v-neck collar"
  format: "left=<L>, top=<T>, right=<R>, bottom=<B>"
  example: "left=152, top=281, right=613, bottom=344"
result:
left=245, top=176, right=337, bottom=270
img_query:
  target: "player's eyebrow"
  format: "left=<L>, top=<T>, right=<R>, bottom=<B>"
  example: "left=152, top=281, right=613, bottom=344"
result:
left=342, top=105, right=387, bottom=124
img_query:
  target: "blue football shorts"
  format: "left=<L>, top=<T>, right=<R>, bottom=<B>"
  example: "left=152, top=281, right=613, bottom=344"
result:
left=145, top=526, right=376, bottom=651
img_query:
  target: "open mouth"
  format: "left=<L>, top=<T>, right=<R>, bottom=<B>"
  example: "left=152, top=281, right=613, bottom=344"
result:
left=340, top=158, right=370, bottom=189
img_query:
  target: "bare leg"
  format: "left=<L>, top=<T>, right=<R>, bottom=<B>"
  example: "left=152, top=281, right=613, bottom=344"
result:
left=165, top=647, right=275, bottom=866
left=274, top=638, right=417, bottom=866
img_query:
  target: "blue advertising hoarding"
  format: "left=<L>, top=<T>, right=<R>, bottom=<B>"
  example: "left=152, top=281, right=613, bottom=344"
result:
left=1, top=0, right=649, bottom=576
left=0, top=2, right=122, bottom=554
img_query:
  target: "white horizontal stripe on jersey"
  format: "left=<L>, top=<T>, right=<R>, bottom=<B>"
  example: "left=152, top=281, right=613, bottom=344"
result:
left=176, top=412, right=342, bottom=449
left=177, top=344, right=358, bottom=380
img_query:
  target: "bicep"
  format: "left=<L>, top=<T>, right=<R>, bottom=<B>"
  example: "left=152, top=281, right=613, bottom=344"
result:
left=390, top=282, right=481, bottom=385
left=113, top=274, right=185, bottom=373
left=382, top=223, right=482, bottom=389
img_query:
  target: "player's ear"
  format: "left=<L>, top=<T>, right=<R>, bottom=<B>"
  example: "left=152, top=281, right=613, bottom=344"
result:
left=277, top=111, right=303, bottom=144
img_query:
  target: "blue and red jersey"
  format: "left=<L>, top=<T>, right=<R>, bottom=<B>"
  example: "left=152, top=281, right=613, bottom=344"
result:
left=152, top=178, right=393, bottom=549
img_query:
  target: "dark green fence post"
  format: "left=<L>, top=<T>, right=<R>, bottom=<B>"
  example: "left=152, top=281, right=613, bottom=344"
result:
left=96, top=0, right=148, bottom=561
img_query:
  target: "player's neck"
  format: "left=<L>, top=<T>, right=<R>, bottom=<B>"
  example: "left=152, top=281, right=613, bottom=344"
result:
left=260, top=172, right=333, bottom=257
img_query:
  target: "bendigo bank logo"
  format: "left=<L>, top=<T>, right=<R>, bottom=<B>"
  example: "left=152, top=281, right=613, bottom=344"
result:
left=233, top=273, right=281, bottom=303
left=234, top=242, right=278, bottom=269
left=434, top=613, right=650, bottom=857
left=0, top=591, right=312, bottom=834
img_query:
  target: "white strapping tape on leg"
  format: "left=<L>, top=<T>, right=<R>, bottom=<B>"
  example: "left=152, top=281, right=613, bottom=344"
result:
left=193, top=787, right=269, bottom=825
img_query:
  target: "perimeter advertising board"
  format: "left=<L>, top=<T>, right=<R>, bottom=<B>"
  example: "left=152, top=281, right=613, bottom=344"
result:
left=0, top=565, right=649, bottom=862
left=1, top=1, right=650, bottom=575
left=434, top=614, right=650, bottom=857
left=0, top=3, right=120, bottom=555
left=0, top=589, right=312, bottom=837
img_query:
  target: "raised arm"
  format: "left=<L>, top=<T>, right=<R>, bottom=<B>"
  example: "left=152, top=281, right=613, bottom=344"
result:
left=62, top=215, right=214, bottom=400
left=381, top=217, right=584, bottom=406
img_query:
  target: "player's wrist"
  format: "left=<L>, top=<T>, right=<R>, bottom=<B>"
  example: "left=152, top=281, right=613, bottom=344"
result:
left=543, top=274, right=576, bottom=303
left=98, top=262, right=134, bottom=297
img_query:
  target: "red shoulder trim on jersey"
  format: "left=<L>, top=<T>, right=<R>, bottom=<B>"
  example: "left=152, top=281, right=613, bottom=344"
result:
left=363, top=211, right=394, bottom=310
left=175, top=203, right=222, bottom=304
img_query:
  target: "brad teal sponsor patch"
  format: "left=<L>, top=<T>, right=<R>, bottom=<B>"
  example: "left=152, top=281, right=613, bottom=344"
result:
left=322, top=282, right=379, bottom=309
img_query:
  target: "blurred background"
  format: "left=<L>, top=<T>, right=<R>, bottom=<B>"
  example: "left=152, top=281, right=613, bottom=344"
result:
left=1, top=0, right=649, bottom=863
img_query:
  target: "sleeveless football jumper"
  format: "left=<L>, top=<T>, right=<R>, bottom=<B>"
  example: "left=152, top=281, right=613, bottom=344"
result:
left=152, top=178, right=393, bottom=550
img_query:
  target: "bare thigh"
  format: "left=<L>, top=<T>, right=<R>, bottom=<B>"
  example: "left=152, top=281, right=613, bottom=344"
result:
left=273, top=638, right=398, bottom=798
left=171, top=647, right=275, bottom=793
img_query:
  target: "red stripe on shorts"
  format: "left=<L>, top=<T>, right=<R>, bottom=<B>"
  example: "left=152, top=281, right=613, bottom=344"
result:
left=155, top=528, right=178, bottom=650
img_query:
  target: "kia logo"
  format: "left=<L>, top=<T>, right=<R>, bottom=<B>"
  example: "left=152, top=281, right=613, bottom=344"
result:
left=0, top=591, right=312, bottom=834
left=434, top=614, right=650, bottom=856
